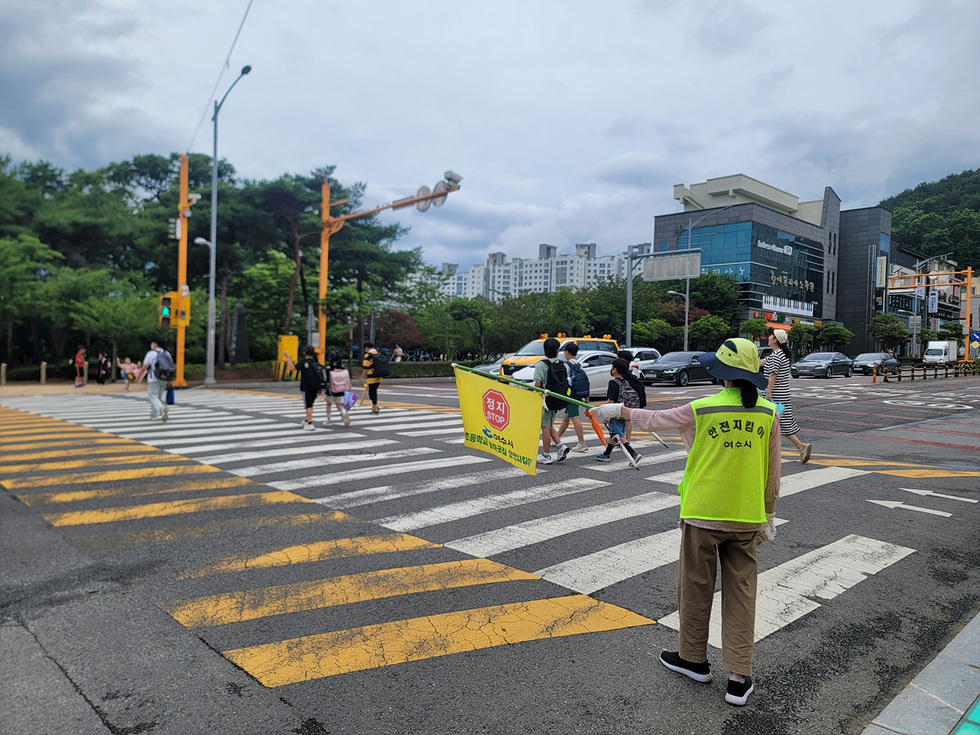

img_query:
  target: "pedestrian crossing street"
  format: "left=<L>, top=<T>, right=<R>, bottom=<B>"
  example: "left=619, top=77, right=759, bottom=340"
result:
left=3, top=390, right=965, bottom=688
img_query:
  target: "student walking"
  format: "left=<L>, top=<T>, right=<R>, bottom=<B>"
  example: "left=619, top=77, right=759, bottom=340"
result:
left=283, top=346, right=325, bottom=431
left=763, top=328, right=812, bottom=463
left=96, top=352, right=111, bottom=385
left=324, top=351, right=352, bottom=427
left=360, top=342, right=387, bottom=414
left=592, top=338, right=781, bottom=706
left=533, top=337, right=570, bottom=465
left=556, top=342, right=590, bottom=453
left=594, top=359, right=644, bottom=464
left=117, top=357, right=139, bottom=392
left=134, top=338, right=170, bottom=422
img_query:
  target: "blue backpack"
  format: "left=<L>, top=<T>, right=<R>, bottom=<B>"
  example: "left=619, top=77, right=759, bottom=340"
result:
left=567, top=360, right=591, bottom=398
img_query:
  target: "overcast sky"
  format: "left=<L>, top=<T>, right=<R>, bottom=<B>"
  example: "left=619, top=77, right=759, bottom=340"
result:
left=3, top=0, right=978, bottom=269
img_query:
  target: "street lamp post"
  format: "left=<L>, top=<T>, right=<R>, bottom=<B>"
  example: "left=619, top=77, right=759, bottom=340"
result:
left=206, top=64, right=251, bottom=385
left=625, top=243, right=651, bottom=346
left=666, top=289, right=690, bottom=350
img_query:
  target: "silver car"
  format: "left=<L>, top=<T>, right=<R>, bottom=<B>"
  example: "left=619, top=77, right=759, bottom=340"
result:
left=509, top=350, right=619, bottom=399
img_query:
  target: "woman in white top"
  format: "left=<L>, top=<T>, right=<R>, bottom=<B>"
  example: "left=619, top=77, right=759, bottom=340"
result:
left=762, top=328, right=811, bottom=463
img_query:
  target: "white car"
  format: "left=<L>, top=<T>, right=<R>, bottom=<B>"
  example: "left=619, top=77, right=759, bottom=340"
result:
left=508, top=350, right=620, bottom=399
left=621, top=347, right=661, bottom=380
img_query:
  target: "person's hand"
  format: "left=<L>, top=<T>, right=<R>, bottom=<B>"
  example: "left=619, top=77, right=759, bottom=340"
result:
left=590, top=403, right=623, bottom=421
left=755, top=513, right=777, bottom=546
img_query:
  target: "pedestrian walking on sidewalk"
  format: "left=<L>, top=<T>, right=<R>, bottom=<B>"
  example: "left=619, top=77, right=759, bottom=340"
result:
left=763, top=328, right=812, bottom=463
left=73, top=346, right=87, bottom=387
left=592, top=338, right=782, bottom=706
left=283, top=346, right=325, bottom=431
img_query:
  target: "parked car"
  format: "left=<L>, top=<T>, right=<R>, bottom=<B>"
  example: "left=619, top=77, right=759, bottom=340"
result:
left=640, top=351, right=716, bottom=387
left=509, top=350, right=618, bottom=399
left=758, top=345, right=773, bottom=360
left=791, top=352, right=854, bottom=378
left=620, top=346, right=661, bottom=380
left=852, top=352, right=899, bottom=376
left=474, top=354, right=512, bottom=373
left=500, top=336, right=619, bottom=375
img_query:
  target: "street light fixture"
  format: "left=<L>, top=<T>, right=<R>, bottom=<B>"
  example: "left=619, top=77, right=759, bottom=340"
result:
left=666, top=290, right=691, bottom=350
left=205, top=64, right=251, bottom=385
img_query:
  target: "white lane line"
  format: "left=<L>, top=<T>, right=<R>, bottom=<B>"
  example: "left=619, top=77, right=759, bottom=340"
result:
left=780, top=466, right=869, bottom=496
left=229, top=447, right=442, bottom=477
left=397, top=427, right=463, bottom=437
left=587, top=448, right=687, bottom=473
left=158, top=433, right=368, bottom=455
left=194, top=439, right=398, bottom=465
left=150, top=428, right=306, bottom=447
left=658, top=534, right=915, bottom=647
left=445, top=491, right=681, bottom=558
left=327, top=467, right=526, bottom=508
left=646, top=470, right=687, bottom=486
left=374, top=478, right=612, bottom=532
left=289, top=455, right=492, bottom=491
left=536, top=519, right=790, bottom=595
left=536, top=529, right=682, bottom=594
left=121, top=423, right=295, bottom=440
left=359, top=419, right=462, bottom=432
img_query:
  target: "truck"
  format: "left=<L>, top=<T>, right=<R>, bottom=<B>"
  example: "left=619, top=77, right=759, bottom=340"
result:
left=922, top=339, right=959, bottom=366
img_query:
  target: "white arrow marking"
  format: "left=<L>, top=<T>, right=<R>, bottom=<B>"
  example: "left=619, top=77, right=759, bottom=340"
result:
left=867, top=500, right=952, bottom=517
left=901, top=488, right=977, bottom=504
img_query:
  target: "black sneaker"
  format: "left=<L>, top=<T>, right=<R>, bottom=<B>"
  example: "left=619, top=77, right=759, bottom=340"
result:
left=725, top=676, right=754, bottom=706
left=659, top=651, right=712, bottom=683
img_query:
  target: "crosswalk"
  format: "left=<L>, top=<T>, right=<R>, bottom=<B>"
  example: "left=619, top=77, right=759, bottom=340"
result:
left=3, top=390, right=969, bottom=688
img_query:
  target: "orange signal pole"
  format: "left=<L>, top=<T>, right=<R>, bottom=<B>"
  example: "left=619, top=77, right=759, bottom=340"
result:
left=174, top=155, right=190, bottom=387
left=316, top=180, right=460, bottom=364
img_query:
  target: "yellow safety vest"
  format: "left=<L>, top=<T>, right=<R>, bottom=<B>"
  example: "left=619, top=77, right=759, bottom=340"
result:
left=677, top=388, right=776, bottom=524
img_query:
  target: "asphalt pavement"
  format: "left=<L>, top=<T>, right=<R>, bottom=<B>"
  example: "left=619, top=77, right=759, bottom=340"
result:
left=1, top=374, right=978, bottom=734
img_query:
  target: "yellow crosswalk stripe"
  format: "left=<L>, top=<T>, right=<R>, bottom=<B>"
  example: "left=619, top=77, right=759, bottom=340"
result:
left=223, top=595, right=655, bottom=685
left=2, top=464, right=219, bottom=489
left=163, top=559, right=537, bottom=628
left=0, top=444, right=157, bottom=463
left=0, top=438, right=133, bottom=452
left=0, top=453, right=186, bottom=474
left=42, top=490, right=309, bottom=527
left=19, top=476, right=255, bottom=506
left=876, top=468, right=980, bottom=478
left=0, top=424, right=92, bottom=437
left=0, top=431, right=108, bottom=444
left=180, top=533, right=440, bottom=579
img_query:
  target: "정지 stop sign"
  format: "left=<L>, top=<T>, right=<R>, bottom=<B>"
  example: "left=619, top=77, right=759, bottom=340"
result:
left=482, top=389, right=510, bottom=431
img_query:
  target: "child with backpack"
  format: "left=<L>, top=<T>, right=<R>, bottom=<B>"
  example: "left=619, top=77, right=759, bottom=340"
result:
left=595, top=358, right=646, bottom=465
left=359, top=341, right=389, bottom=414
left=324, top=350, right=352, bottom=427
left=556, top=342, right=590, bottom=453
left=283, top=346, right=325, bottom=431
left=532, top=337, right=570, bottom=465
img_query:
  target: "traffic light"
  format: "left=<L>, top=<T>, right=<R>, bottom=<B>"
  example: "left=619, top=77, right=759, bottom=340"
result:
left=167, top=218, right=181, bottom=240
left=159, top=293, right=172, bottom=328
left=174, top=293, right=191, bottom=326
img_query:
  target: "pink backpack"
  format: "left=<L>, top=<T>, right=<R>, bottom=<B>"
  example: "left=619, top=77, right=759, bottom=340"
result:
left=328, top=368, right=351, bottom=394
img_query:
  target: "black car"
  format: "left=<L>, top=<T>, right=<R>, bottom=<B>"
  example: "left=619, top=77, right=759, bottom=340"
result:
left=791, top=352, right=854, bottom=379
left=641, top=351, right=716, bottom=387
left=852, top=352, right=899, bottom=376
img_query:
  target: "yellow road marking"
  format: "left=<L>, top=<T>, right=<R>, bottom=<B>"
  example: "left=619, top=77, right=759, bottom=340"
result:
left=19, top=476, right=255, bottom=506
left=223, top=595, right=654, bottom=685
left=0, top=438, right=133, bottom=452
left=164, top=559, right=537, bottom=628
left=809, top=458, right=933, bottom=468
left=43, top=490, right=310, bottom=527
left=0, top=444, right=157, bottom=463
left=0, top=425, right=92, bottom=437
left=71, top=511, right=349, bottom=549
left=875, top=469, right=980, bottom=478
left=180, top=533, right=440, bottom=578
left=0, top=453, right=186, bottom=474
left=2, top=464, right=218, bottom=489
left=0, top=432, right=106, bottom=444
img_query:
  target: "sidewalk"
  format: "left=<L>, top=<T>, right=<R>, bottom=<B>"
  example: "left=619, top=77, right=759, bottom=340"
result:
left=861, top=610, right=980, bottom=735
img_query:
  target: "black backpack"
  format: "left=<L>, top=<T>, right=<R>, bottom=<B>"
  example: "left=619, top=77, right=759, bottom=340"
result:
left=154, top=350, right=175, bottom=381
left=300, top=358, right=326, bottom=392
left=567, top=360, right=591, bottom=399
left=544, top=359, right=570, bottom=410
left=370, top=353, right=391, bottom=378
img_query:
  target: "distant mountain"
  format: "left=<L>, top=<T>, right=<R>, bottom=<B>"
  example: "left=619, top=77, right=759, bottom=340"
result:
left=880, top=169, right=980, bottom=268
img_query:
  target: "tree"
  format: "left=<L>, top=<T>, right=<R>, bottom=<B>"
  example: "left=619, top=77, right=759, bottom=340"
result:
left=687, top=315, right=729, bottom=350
left=0, top=235, right=63, bottom=362
left=548, top=287, right=590, bottom=337
left=446, top=298, right=494, bottom=358
left=632, top=318, right=682, bottom=351
left=739, top=317, right=768, bottom=342
left=818, top=322, right=855, bottom=350
left=868, top=314, right=912, bottom=351
left=938, top=321, right=964, bottom=345
left=71, top=287, right=159, bottom=374
left=788, top=324, right=817, bottom=356
left=688, top=273, right=741, bottom=327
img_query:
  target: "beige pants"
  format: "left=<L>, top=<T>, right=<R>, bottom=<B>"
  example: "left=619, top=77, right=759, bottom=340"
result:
left=677, top=523, right=758, bottom=676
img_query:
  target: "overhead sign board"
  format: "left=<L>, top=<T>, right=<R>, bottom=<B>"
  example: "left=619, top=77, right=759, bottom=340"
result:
left=642, top=251, right=701, bottom=282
